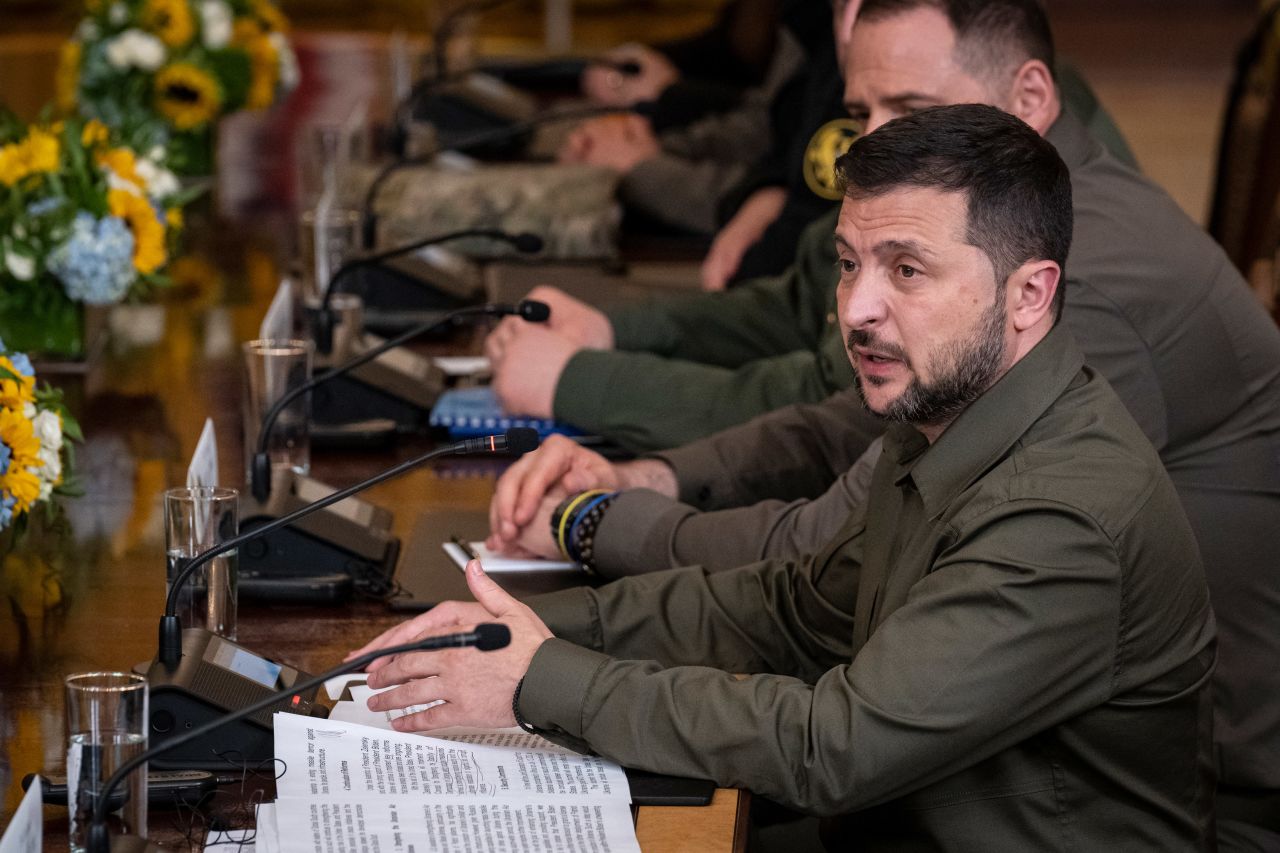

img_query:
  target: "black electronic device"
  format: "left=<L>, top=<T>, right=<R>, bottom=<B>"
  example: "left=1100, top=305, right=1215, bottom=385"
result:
left=238, top=469, right=398, bottom=601
left=314, top=231, right=544, bottom=355
left=24, top=769, right=219, bottom=810
left=91, top=628, right=511, bottom=853
left=144, top=630, right=320, bottom=771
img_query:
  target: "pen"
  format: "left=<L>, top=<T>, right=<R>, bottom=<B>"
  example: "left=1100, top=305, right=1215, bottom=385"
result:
left=450, top=534, right=479, bottom=561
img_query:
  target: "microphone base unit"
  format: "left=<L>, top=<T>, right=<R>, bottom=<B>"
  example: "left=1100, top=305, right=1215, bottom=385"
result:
left=406, top=72, right=538, bottom=160
left=342, top=248, right=484, bottom=336
left=311, top=333, right=446, bottom=437
left=144, top=629, right=321, bottom=771
left=240, top=470, right=400, bottom=602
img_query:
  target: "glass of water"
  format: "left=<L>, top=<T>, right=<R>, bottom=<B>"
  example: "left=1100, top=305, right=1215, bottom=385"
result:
left=65, top=672, right=149, bottom=852
left=242, top=339, right=313, bottom=485
left=164, top=486, right=239, bottom=640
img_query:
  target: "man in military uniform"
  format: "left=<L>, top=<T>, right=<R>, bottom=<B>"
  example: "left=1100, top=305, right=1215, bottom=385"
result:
left=352, top=105, right=1217, bottom=850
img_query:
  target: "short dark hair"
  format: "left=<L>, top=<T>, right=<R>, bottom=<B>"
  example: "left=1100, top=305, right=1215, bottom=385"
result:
left=835, top=104, right=1072, bottom=320
left=857, top=0, right=1055, bottom=82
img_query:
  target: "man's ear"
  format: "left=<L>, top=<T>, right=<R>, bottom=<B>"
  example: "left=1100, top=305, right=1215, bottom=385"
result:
left=1006, top=60, right=1057, bottom=135
left=1008, top=260, right=1060, bottom=331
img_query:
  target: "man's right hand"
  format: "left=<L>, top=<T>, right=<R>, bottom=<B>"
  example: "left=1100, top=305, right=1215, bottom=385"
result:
left=522, top=285, right=615, bottom=350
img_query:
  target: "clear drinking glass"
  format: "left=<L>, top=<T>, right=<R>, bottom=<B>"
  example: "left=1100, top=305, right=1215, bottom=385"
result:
left=242, top=339, right=313, bottom=483
left=164, top=486, right=239, bottom=640
left=65, top=672, right=149, bottom=852
left=298, top=206, right=362, bottom=302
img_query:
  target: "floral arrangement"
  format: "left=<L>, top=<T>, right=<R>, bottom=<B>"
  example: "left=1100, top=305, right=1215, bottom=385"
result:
left=0, top=111, right=188, bottom=355
left=0, top=337, right=80, bottom=535
left=58, top=0, right=299, bottom=174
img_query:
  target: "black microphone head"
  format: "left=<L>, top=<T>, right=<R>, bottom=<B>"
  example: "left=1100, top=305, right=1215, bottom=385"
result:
left=250, top=452, right=272, bottom=503
left=473, top=623, right=511, bottom=651
left=504, top=428, right=540, bottom=456
left=511, top=232, right=543, bottom=254
left=518, top=300, right=551, bottom=323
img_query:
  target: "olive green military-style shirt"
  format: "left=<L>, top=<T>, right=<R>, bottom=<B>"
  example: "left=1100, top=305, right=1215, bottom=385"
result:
left=520, top=325, right=1217, bottom=850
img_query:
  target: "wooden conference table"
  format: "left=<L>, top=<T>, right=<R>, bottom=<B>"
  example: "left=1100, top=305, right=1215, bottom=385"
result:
left=0, top=208, right=743, bottom=853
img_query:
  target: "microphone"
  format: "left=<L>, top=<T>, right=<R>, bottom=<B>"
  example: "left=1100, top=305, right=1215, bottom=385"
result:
left=88, top=626, right=511, bottom=853
left=257, top=299, right=548, bottom=501
left=315, top=229, right=545, bottom=353
left=162, top=427, right=539, bottom=667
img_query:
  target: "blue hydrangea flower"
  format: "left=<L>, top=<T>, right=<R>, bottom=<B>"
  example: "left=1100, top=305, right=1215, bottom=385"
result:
left=27, top=197, right=65, bottom=217
left=0, top=437, right=11, bottom=473
left=7, top=352, right=33, bottom=377
left=0, top=494, right=14, bottom=531
left=46, top=213, right=136, bottom=305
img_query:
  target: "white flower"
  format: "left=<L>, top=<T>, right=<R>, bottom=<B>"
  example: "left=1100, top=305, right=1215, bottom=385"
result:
left=77, top=19, right=100, bottom=41
left=108, top=2, right=128, bottom=25
left=106, top=170, right=143, bottom=196
left=33, top=410, right=64, bottom=455
left=199, top=0, right=233, bottom=49
left=135, top=156, right=179, bottom=201
left=269, top=32, right=300, bottom=91
left=105, top=29, right=166, bottom=72
left=31, top=410, right=64, bottom=501
left=4, top=249, right=34, bottom=281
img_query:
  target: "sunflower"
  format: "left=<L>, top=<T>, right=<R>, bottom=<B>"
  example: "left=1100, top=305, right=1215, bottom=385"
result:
left=0, top=128, right=61, bottom=188
left=153, top=62, right=222, bottom=130
left=244, top=32, right=279, bottom=109
left=0, top=407, right=42, bottom=513
left=143, top=0, right=195, bottom=47
left=97, top=146, right=145, bottom=192
left=56, top=41, right=82, bottom=114
left=252, top=0, right=288, bottom=34
left=0, top=357, right=35, bottom=409
left=108, top=188, right=167, bottom=274
left=81, top=119, right=109, bottom=148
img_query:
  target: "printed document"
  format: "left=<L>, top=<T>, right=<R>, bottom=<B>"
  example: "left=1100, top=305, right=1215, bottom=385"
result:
left=267, top=713, right=640, bottom=853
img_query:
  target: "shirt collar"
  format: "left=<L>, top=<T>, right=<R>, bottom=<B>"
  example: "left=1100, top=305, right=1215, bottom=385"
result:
left=886, top=324, right=1086, bottom=518
left=1045, top=109, right=1100, bottom=174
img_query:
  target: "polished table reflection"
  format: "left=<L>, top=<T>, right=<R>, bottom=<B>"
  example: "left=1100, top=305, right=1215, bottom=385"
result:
left=0, top=206, right=744, bottom=853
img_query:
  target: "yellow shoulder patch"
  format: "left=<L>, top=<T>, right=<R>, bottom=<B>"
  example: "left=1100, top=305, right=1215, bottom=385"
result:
left=803, top=118, right=861, bottom=200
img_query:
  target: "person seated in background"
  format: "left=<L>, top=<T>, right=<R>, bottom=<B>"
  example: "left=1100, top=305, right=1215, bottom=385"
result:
left=564, top=0, right=849, bottom=291
left=351, top=105, right=1218, bottom=850
left=487, top=5, right=1280, bottom=850
left=579, top=0, right=781, bottom=120
left=485, top=0, right=1135, bottom=454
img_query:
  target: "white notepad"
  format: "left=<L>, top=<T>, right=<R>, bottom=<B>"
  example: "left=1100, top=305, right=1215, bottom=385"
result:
left=442, top=540, right=579, bottom=573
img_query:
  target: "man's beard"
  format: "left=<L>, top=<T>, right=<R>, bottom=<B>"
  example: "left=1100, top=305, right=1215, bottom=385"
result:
left=849, top=294, right=1007, bottom=429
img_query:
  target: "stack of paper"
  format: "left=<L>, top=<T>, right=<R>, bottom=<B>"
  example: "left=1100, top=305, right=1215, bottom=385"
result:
left=255, top=711, right=641, bottom=852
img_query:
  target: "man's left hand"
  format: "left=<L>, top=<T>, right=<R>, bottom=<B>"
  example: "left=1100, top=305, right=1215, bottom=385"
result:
left=485, top=321, right=579, bottom=418
left=365, top=559, right=554, bottom=731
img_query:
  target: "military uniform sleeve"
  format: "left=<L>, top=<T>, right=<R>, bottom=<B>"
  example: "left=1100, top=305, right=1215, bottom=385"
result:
left=553, top=347, right=839, bottom=452
left=605, top=207, right=838, bottom=364
left=620, top=155, right=753, bottom=235
left=655, top=386, right=877, bottom=509
left=591, top=442, right=879, bottom=575
left=519, top=504, right=1177, bottom=816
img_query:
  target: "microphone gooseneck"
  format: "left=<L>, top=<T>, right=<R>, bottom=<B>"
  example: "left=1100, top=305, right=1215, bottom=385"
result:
left=164, top=427, right=541, bottom=665
left=255, top=299, right=549, bottom=501
left=90, top=627, right=510, bottom=853
left=315, top=229, right=544, bottom=353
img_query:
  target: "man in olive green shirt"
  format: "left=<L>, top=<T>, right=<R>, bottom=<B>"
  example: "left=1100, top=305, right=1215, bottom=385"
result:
left=486, top=4, right=1280, bottom=847
left=351, top=105, right=1216, bottom=849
